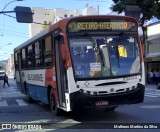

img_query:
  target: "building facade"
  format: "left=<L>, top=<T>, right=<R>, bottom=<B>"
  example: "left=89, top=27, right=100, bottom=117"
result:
left=6, top=54, right=14, bottom=77
left=145, top=21, right=160, bottom=83
left=29, top=7, right=98, bottom=37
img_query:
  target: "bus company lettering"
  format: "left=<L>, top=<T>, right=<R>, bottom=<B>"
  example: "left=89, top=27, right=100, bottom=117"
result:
left=28, top=74, right=43, bottom=82
left=77, top=22, right=128, bottom=30
left=123, top=76, right=137, bottom=81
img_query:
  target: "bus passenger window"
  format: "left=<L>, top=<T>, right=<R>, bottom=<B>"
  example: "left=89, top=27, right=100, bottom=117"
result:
left=21, top=48, right=26, bottom=69
left=27, top=45, right=34, bottom=68
left=35, top=41, right=42, bottom=68
left=43, top=36, right=52, bottom=67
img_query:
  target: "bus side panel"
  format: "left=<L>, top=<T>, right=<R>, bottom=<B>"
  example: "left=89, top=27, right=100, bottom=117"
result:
left=22, top=70, right=49, bottom=104
left=27, top=84, right=48, bottom=104
left=45, top=68, right=57, bottom=89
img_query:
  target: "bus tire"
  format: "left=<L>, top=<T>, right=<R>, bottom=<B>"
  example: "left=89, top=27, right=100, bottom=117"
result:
left=25, top=84, right=34, bottom=103
left=105, top=106, right=117, bottom=112
left=49, top=89, right=62, bottom=116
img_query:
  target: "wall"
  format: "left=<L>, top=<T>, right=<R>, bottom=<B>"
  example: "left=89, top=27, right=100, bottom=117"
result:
left=145, top=22, right=160, bottom=84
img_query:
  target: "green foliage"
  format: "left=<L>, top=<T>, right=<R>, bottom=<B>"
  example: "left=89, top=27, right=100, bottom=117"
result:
left=111, top=0, right=160, bottom=25
left=111, top=0, right=160, bottom=42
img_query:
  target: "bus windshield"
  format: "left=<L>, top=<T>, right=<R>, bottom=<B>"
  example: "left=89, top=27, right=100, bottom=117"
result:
left=69, top=35, right=141, bottom=79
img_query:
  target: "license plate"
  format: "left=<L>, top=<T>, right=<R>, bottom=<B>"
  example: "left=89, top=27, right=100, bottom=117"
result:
left=95, top=101, right=108, bottom=106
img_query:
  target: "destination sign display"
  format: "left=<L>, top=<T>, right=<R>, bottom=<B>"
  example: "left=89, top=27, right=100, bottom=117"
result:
left=68, top=20, right=137, bottom=32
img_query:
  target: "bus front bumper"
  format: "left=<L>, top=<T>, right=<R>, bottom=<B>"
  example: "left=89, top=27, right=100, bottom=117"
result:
left=70, top=83, right=145, bottom=110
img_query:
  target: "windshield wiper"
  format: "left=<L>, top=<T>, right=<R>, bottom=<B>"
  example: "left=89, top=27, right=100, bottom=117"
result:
left=116, top=45, right=120, bottom=67
left=84, top=33, right=96, bottom=48
left=83, top=33, right=105, bottom=66
left=119, top=31, right=124, bottom=36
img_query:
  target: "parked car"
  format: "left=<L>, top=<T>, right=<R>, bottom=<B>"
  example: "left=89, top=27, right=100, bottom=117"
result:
left=0, top=71, right=5, bottom=80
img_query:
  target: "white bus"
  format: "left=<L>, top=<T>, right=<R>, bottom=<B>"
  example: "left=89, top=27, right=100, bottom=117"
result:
left=14, top=15, right=145, bottom=115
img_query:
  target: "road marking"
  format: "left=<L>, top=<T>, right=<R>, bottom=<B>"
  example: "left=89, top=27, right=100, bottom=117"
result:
left=145, top=93, right=160, bottom=97
left=141, top=105, right=160, bottom=109
left=145, top=90, right=160, bottom=98
left=146, top=92, right=160, bottom=95
left=145, top=95, right=158, bottom=97
left=16, top=99, right=28, bottom=106
left=0, top=100, right=8, bottom=106
left=2, top=92, right=22, bottom=95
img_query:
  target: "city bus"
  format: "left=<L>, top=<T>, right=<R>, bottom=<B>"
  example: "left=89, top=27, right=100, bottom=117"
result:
left=14, top=15, right=145, bottom=115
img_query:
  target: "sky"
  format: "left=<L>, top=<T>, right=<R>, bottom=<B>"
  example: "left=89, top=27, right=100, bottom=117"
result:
left=0, top=0, right=113, bottom=61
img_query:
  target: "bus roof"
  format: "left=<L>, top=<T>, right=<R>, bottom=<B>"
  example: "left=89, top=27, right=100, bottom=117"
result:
left=14, top=15, right=137, bottom=52
left=14, top=29, right=49, bottom=52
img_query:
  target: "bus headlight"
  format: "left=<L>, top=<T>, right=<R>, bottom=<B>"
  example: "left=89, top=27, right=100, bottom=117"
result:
left=86, top=91, right=90, bottom=95
left=93, top=92, right=97, bottom=96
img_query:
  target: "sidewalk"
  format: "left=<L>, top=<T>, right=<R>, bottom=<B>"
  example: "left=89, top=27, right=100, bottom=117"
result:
left=145, top=84, right=160, bottom=90
left=145, top=84, right=157, bottom=89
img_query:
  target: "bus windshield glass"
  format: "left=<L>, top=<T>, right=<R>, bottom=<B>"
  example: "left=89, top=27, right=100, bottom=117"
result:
left=69, top=35, right=140, bottom=79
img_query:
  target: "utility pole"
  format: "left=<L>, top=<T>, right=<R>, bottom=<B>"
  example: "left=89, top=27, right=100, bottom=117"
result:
left=97, top=5, right=99, bottom=15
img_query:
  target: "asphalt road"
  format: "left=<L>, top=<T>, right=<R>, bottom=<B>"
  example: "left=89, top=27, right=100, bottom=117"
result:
left=0, top=79, right=160, bottom=132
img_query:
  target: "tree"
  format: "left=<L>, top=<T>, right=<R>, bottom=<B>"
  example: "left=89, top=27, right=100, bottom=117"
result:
left=110, top=0, right=160, bottom=42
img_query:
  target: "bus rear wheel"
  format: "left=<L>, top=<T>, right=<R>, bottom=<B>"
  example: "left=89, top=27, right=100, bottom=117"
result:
left=25, top=85, right=34, bottom=103
left=49, top=89, right=62, bottom=116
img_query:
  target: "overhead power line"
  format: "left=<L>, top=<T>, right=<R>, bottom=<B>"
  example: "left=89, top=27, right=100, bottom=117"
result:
left=1, top=24, right=28, bottom=32
left=0, top=31, right=29, bottom=38
left=74, top=0, right=112, bottom=2
left=0, top=27, right=29, bottom=36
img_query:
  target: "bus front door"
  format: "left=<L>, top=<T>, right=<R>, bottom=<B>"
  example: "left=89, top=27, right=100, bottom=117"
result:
left=54, top=37, right=66, bottom=108
left=17, top=52, right=25, bottom=93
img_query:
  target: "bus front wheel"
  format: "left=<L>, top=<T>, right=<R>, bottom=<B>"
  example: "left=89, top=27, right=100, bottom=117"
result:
left=105, top=106, right=118, bottom=112
left=49, top=89, right=61, bottom=116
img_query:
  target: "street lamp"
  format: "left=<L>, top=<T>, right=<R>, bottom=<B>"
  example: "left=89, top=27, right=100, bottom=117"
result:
left=0, top=0, right=33, bottom=23
left=0, top=43, right=12, bottom=60
left=0, top=43, right=12, bottom=49
left=1, top=0, right=24, bottom=12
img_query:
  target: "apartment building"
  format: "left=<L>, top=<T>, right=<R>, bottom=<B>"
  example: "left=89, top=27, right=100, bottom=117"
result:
left=145, top=21, right=160, bottom=83
left=29, top=7, right=98, bottom=37
left=6, top=54, right=14, bottom=76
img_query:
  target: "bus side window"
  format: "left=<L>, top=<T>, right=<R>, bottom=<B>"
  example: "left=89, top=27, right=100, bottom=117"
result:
left=21, top=48, right=26, bottom=69
left=35, top=41, right=42, bottom=68
left=43, top=36, right=53, bottom=67
left=27, top=45, right=34, bottom=68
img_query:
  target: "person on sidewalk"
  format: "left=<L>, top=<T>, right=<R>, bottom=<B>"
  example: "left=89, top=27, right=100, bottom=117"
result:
left=155, top=69, right=160, bottom=85
left=3, top=73, right=10, bottom=87
left=149, top=69, right=154, bottom=85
